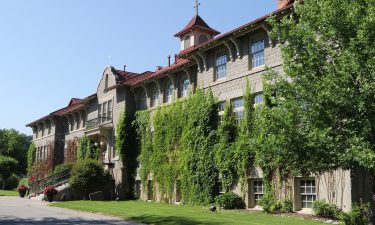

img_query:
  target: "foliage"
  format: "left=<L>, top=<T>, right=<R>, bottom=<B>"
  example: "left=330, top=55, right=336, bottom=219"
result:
left=0, top=155, right=18, bottom=189
left=52, top=163, right=74, bottom=174
left=117, top=110, right=138, bottom=199
left=215, top=101, right=237, bottom=192
left=69, top=159, right=109, bottom=196
left=65, top=138, right=78, bottom=163
left=215, top=192, right=245, bottom=209
left=135, top=89, right=219, bottom=204
left=269, top=0, right=375, bottom=173
left=43, top=185, right=58, bottom=195
left=342, top=203, right=370, bottom=225
left=77, top=135, right=99, bottom=160
left=27, top=142, right=36, bottom=175
left=280, top=199, right=293, bottom=213
left=313, top=200, right=341, bottom=219
left=260, top=190, right=281, bottom=214
left=4, top=174, right=19, bottom=190
left=0, top=129, right=31, bottom=174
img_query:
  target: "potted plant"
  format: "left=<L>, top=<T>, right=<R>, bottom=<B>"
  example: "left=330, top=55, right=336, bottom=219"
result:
left=43, top=185, right=58, bottom=202
left=16, top=185, right=29, bottom=198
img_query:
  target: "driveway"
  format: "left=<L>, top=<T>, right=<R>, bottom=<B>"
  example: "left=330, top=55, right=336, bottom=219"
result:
left=0, top=196, right=143, bottom=225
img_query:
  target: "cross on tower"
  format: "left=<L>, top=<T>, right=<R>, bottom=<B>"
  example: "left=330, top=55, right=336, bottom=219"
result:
left=194, top=0, right=200, bottom=16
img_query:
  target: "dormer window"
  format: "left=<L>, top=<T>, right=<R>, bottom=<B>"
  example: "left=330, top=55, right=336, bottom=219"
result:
left=184, top=35, right=191, bottom=49
left=198, top=35, right=208, bottom=45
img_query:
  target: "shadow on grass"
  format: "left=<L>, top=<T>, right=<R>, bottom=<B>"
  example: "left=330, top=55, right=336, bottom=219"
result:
left=0, top=216, right=138, bottom=225
left=129, top=214, right=224, bottom=225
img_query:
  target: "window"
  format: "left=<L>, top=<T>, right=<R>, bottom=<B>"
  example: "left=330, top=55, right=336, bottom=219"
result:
left=198, top=35, right=208, bottom=44
left=218, top=101, right=226, bottom=122
left=105, top=74, right=109, bottom=90
left=253, top=180, right=265, bottom=206
left=75, top=114, right=80, bottom=130
left=180, top=78, right=189, bottom=97
left=139, top=90, right=147, bottom=110
left=147, top=180, right=153, bottom=200
left=251, top=40, right=265, bottom=68
left=254, top=92, right=264, bottom=105
left=34, top=127, right=38, bottom=139
left=47, top=121, right=51, bottom=135
left=232, top=97, right=244, bottom=125
left=300, top=179, right=316, bottom=208
left=216, top=53, right=227, bottom=80
left=98, top=104, right=102, bottom=118
left=41, top=124, right=44, bottom=137
left=184, top=35, right=191, bottom=49
left=102, top=102, right=107, bottom=122
left=165, top=83, right=174, bottom=103
left=135, top=180, right=142, bottom=199
left=151, top=87, right=159, bottom=107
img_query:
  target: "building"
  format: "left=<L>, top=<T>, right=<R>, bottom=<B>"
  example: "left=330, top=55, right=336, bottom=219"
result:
left=26, top=0, right=371, bottom=213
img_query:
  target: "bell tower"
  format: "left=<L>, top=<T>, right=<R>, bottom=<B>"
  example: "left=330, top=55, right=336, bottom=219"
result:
left=175, top=0, right=220, bottom=51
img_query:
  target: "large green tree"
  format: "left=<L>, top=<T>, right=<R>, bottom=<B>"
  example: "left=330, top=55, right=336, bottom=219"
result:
left=0, top=129, right=31, bottom=174
left=0, top=155, right=18, bottom=189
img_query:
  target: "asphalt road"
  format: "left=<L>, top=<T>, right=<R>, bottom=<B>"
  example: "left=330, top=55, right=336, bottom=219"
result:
left=0, top=196, right=143, bottom=225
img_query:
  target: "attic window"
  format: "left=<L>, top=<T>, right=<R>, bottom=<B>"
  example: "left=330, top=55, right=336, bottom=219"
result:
left=198, top=35, right=208, bottom=45
left=105, top=74, right=109, bottom=90
left=184, top=35, right=191, bottom=49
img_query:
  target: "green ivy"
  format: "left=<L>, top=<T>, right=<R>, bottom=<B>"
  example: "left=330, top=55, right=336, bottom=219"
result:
left=27, top=142, right=35, bottom=175
left=77, top=135, right=100, bottom=160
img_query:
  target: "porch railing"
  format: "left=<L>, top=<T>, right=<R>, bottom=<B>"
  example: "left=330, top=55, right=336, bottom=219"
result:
left=86, top=117, right=112, bottom=130
left=29, top=169, right=71, bottom=194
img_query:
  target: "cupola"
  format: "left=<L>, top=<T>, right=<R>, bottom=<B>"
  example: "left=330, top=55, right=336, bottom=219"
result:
left=277, top=0, right=294, bottom=9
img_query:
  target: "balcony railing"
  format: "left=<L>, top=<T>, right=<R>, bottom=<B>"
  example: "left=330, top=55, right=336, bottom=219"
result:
left=86, top=117, right=112, bottom=130
left=29, top=168, right=71, bottom=194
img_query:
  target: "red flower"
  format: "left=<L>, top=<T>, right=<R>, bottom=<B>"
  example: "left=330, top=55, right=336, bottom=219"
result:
left=16, top=185, right=28, bottom=193
left=43, top=186, right=58, bottom=195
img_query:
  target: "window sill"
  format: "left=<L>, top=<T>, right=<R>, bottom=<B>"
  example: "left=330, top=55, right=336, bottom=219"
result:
left=250, top=65, right=266, bottom=73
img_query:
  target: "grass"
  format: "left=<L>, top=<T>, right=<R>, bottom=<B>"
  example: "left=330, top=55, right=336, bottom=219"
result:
left=52, top=200, right=325, bottom=225
left=0, top=190, right=18, bottom=196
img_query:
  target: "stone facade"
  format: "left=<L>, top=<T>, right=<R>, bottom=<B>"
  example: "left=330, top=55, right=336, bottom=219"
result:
left=26, top=0, right=370, bottom=213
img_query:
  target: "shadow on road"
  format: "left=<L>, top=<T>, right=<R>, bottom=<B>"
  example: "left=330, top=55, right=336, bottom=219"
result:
left=0, top=216, right=134, bottom=225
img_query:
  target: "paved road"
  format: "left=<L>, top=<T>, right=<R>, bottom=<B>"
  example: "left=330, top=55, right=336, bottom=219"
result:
left=0, top=196, right=143, bottom=225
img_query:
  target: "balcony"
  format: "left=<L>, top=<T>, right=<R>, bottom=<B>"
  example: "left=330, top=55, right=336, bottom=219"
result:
left=86, top=117, right=112, bottom=131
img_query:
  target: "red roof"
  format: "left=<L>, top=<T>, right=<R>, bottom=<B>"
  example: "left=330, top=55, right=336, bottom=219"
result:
left=175, top=15, right=220, bottom=37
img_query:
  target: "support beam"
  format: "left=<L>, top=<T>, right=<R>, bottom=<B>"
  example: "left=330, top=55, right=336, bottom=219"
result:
left=261, top=23, right=274, bottom=47
left=230, top=37, right=242, bottom=59
left=198, top=52, right=208, bottom=71
left=192, top=55, right=203, bottom=73
left=223, top=41, right=235, bottom=61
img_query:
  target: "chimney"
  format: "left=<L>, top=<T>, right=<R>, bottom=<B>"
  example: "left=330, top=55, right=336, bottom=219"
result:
left=174, top=54, right=178, bottom=64
left=123, top=65, right=126, bottom=72
left=156, top=66, right=163, bottom=71
left=168, top=55, right=171, bottom=67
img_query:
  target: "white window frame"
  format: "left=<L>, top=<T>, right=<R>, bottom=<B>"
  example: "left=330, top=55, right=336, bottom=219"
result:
left=181, top=79, right=189, bottom=97
left=215, top=52, right=227, bottom=80
left=253, top=180, right=265, bottom=206
left=232, top=97, right=244, bottom=125
left=165, top=83, right=174, bottom=103
left=151, top=87, right=159, bottom=107
left=300, top=178, right=316, bottom=209
left=251, top=40, right=265, bottom=68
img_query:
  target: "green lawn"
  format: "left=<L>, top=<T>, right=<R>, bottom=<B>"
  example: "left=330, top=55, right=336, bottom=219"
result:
left=0, top=190, right=18, bottom=196
left=52, top=200, right=325, bottom=225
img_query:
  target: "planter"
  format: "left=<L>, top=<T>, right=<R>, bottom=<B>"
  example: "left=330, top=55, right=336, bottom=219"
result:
left=19, top=190, right=26, bottom=198
left=46, top=193, right=54, bottom=202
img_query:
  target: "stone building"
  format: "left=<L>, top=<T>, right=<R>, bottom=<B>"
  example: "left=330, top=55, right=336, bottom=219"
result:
left=26, top=0, right=371, bottom=213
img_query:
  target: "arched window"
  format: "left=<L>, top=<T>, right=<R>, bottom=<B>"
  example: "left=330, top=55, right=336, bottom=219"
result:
left=180, top=78, right=190, bottom=97
left=139, top=89, right=147, bottom=110
left=81, top=111, right=87, bottom=127
left=75, top=113, right=80, bottom=129
left=184, top=35, right=191, bottom=49
left=198, top=35, right=208, bottom=45
left=40, top=124, right=44, bottom=137
left=46, top=120, right=51, bottom=135
left=165, top=83, right=174, bottom=103
left=151, top=86, right=159, bottom=107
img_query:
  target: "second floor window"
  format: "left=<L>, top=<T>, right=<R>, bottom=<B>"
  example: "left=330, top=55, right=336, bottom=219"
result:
left=181, top=79, right=189, bottom=97
left=165, top=83, right=174, bottom=103
left=218, top=101, right=225, bottom=122
left=254, top=92, right=264, bottom=105
left=216, top=53, right=227, bottom=80
left=151, top=87, right=159, bottom=107
left=98, top=99, right=113, bottom=122
left=251, top=40, right=265, bottom=68
left=139, top=91, right=147, bottom=110
left=232, top=97, right=244, bottom=125
left=184, top=35, right=191, bottom=49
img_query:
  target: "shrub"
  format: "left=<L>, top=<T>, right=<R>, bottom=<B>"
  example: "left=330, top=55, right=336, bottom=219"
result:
left=69, top=159, right=110, bottom=196
left=260, top=191, right=281, bottom=214
left=280, top=199, right=293, bottom=213
left=215, top=192, right=246, bottom=209
left=4, top=174, right=19, bottom=190
left=313, top=200, right=341, bottom=219
left=342, top=203, right=370, bottom=225
left=53, top=163, right=74, bottom=174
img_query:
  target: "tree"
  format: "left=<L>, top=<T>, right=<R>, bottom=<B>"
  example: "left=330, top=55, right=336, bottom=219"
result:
left=27, top=142, right=36, bottom=174
left=0, top=129, right=31, bottom=174
left=269, top=0, right=375, bottom=212
left=0, top=155, right=18, bottom=189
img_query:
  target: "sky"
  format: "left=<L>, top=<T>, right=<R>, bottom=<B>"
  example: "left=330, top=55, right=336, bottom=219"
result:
left=0, top=0, right=276, bottom=135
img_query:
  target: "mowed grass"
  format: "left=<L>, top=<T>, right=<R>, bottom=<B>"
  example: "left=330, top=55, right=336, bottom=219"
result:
left=0, top=190, right=18, bottom=196
left=52, top=200, right=325, bottom=225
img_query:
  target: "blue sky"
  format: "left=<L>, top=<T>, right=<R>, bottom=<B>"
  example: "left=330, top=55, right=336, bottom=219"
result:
left=0, top=0, right=276, bottom=135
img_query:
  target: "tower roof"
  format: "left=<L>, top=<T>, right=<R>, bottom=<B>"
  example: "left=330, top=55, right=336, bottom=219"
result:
left=174, top=15, right=220, bottom=37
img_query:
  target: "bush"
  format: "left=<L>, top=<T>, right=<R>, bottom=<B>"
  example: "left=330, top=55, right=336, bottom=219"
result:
left=313, top=200, right=341, bottom=219
left=342, top=203, right=370, bottom=225
left=69, top=159, right=110, bottom=196
left=280, top=199, right=293, bottom=213
left=260, top=191, right=281, bottom=213
left=215, top=192, right=246, bottom=209
left=53, top=163, right=74, bottom=174
left=4, top=174, right=19, bottom=190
